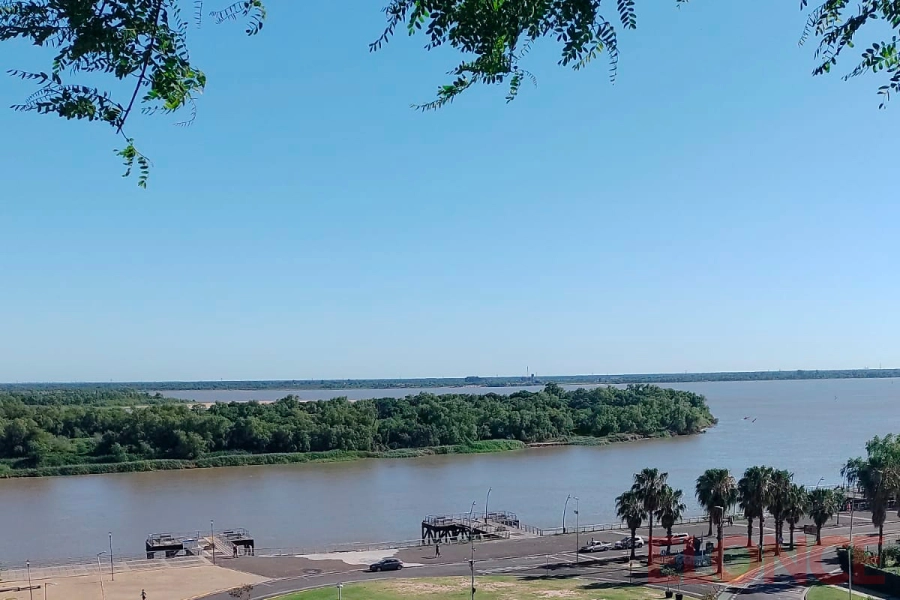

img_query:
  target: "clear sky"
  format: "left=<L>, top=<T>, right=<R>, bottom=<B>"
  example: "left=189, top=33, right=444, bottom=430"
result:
left=1, top=1, right=898, bottom=382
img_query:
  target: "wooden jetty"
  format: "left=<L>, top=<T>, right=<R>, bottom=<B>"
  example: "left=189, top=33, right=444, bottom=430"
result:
left=421, top=510, right=539, bottom=544
left=145, top=528, right=254, bottom=559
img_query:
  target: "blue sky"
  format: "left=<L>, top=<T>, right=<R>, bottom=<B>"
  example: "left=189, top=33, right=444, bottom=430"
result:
left=1, top=1, right=898, bottom=382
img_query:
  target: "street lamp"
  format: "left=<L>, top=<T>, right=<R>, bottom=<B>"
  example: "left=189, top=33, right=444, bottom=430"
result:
left=562, top=495, right=571, bottom=534
left=96, top=551, right=107, bottom=600
left=468, top=501, right=477, bottom=600
left=26, top=560, right=33, bottom=600
left=43, top=582, right=56, bottom=600
left=848, top=486, right=856, bottom=600
left=337, top=583, right=343, bottom=600
left=109, top=531, right=115, bottom=581
left=485, top=488, right=492, bottom=521
left=574, top=496, right=580, bottom=565
left=817, top=477, right=825, bottom=488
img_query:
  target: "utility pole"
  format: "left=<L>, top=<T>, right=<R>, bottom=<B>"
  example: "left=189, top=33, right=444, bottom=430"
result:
left=574, top=496, right=580, bottom=565
left=468, top=501, right=477, bottom=600
left=26, top=561, right=33, bottom=600
left=109, top=532, right=114, bottom=581
left=96, top=552, right=107, bottom=600
left=848, top=494, right=855, bottom=600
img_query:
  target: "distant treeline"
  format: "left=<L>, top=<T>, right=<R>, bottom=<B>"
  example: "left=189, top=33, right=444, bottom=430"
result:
left=0, top=384, right=714, bottom=476
left=0, top=389, right=181, bottom=406
left=3, top=368, right=898, bottom=392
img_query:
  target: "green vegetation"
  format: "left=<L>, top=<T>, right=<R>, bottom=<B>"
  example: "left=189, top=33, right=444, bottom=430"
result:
left=2, top=2, right=899, bottom=185
left=806, top=585, right=869, bottom=600
left=0, top=389, right=183, bottom=406
left=273, top=577, right=661, bottom=600
left=0, top=384, right=713, bottom=477
left=695, top=468, right=738, bottom=538
left=6, top=368, right=900, bottom=394
left=844, top=434, right=900, bottom=566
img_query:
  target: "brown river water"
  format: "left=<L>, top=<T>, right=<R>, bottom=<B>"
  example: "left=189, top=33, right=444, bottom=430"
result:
left=1, top=378, right=897, bottom=565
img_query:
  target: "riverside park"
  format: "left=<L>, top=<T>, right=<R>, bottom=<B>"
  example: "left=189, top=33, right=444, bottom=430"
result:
left=2, top=505, right=897, bottom=600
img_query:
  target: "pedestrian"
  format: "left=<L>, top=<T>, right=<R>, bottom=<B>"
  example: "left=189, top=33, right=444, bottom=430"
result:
left=435, top=543, right=441, bottom=558
left=233, top=545, right=238, bottom=558
left=141, top=589, right=147, bottom=600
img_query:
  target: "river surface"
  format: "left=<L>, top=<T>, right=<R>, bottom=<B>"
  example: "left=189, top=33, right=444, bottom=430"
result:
left=2, top=378, right=899, bottom=565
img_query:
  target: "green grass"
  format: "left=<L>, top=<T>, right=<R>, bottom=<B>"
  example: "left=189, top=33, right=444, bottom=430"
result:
left=274, top=577, right=664, bottom=600
left=806, top=584, right=870, bottom=600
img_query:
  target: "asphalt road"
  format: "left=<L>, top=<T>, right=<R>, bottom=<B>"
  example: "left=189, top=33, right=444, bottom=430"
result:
left=202, top=514, right=900, bottom=600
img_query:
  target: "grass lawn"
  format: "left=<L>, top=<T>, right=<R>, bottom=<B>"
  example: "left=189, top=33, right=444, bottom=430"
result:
left=806, top=584, right=870, bottom=600
left=274, top=576, right=665, bottom=600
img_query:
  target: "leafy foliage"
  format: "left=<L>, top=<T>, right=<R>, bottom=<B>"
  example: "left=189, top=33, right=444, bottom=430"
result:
left=0, top=384, right=714, bottom=472
left=739, top=465, right=775, bottom=556
left=656, top=485, right=686, bottom=539
left=807, top=487, right=838, bottom=544
left=784, top=483, right=808, bottom=550
left=695, top=468, right=738, bottom=536
left=3, top=1, right=900, bottom=185
left=631, top=466, right=668, bottom=563
left=615, top=489, right=644, bottom=560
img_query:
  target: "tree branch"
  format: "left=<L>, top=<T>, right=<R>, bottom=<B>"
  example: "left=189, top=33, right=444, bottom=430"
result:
left=117, top=0, right=163, bottom=134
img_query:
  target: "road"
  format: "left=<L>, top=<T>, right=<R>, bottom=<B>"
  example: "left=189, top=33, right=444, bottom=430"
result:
left=202, top=514, right=900, bottom=600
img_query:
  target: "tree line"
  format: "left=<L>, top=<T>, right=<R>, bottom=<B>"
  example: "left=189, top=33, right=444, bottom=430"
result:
left=0, top=384, right=714, bottom=472
left=615, top=434, right=900, bottom=568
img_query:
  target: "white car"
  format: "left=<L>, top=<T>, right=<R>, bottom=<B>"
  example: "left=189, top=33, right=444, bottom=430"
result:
left=579, top=540, right=612, bottom=553
left=614, top=535, right=645, bottom=549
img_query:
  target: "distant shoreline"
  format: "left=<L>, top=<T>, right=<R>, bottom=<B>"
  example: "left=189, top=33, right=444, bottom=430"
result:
left=2, top=368, right=899, bottom=391
left=0, top=432, right=694, bottom=479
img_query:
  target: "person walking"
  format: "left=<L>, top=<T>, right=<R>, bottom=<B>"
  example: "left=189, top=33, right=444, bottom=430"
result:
left=434, top=543, right=441, bottom=558
left=141, top=590, right=147, bottom=600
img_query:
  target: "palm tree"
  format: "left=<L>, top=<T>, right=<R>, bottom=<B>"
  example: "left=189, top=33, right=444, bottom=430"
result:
left=807, top=488, right=836, bottom=545
left=739, top=466, right=774, bottom=559
left=856, top=449, right=900, bottom=566
left=656, top=485, right=686, bottom=543
left=784, top=484, right=808, bottom=550
left=695, top=468, right=738, bottom=537
left=616, top=490, right=645, bottom=561
left=767, top=470, right=793, bottom=556
left=842, top=457, right=865, bottom=493
left=632, top=468, right=669, bottom=565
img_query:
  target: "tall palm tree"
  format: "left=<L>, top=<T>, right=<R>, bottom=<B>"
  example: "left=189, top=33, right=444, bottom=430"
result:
left=856, top=444, right=900, bottom=566
left=695, top=468, right=738, bottom=537
left=616, top=490, right=645, bottom=561
left=739, top=466, right=774, bottom=559
left=784, top=484, right=808, bottom=550
left=632, top=468, right=669, bottom=565
left=656, top=485, right=686, bottom=542
left=842, top=457, right=865, bottom=493
left=807, top=488, right=836, bottom=545
left=767, top=470, right=793, bottom=556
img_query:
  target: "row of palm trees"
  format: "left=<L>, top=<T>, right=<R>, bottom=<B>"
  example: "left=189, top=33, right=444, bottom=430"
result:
left=614, top=464, right=876, bottom=563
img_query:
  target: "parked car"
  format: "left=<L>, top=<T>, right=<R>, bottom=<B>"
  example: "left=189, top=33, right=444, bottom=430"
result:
left=369, top=558, right=403, bottom=572
left=579, top=540, right=612, bottom=553
left=614, top=535, right=645, bottom=549
left=653, top=533, right=690, bottom=546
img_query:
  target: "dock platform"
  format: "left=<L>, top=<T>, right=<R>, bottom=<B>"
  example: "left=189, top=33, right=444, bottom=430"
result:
left=421, top=510, right=539, bottom=544
left=145, top=528, right=254, bottom=559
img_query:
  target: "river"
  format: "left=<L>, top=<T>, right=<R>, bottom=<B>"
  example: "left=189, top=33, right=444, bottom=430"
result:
left=1, top=378, right=898, bottom=565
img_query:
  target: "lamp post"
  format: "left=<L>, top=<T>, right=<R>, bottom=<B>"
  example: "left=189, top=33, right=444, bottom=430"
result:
left=26, top=560, right=33, bottom=600
left=715, top=506, right=724, bottom=576
left=43, top=582, right=56, bottom=600
left=96, top=551, right=107, bottom=600
left=574, top=496, right=580, bottom=565
left=109, top=532, right=114, bottom=581
left=337, top=583, right=343, bottom=600
left=848, top=489, right=855, bottom=600
left=562, top=495, right=571, bottom=534
left=211, top=520, right=216, bottom=565
left=469, top=501, right=479, bottom=600
left=485, top=488, right=492, bottom=521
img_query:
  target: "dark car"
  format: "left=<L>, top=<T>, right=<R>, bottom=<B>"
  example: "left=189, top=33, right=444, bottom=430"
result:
left=369, top=558, right=403, bottom=572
